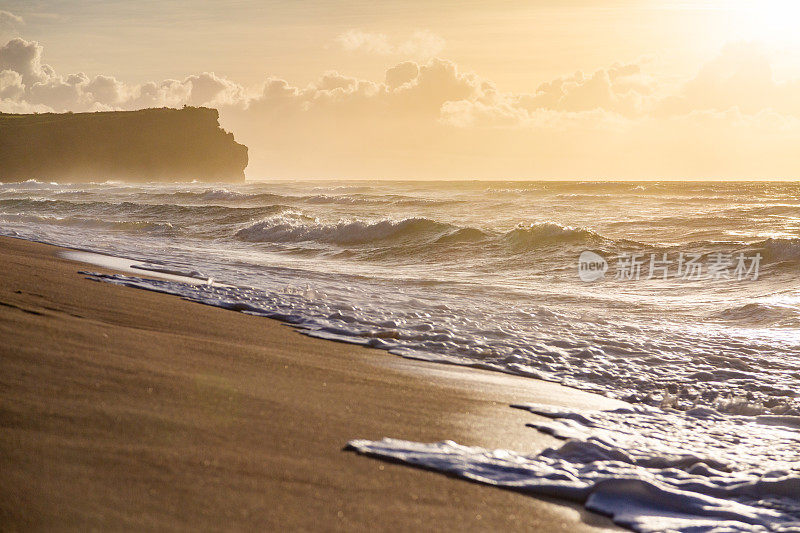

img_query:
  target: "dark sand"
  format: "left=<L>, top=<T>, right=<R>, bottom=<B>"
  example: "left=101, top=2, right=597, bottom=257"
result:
left=0, top=236, right=626, bottom=531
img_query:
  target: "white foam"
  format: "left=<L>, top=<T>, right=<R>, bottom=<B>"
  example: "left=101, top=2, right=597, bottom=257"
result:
left=348, top=404, right=800, bottom=532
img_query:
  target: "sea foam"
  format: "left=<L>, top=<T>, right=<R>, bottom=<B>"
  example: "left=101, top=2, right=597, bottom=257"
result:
left=348, top=404, right=800, bottom=532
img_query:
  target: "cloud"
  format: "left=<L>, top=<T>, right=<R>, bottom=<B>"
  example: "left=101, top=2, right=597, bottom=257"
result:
left=335, top=30, right=393, bottom=55
left=126, top=79, right=191, bottom=109
left=0, top=38, right=249, bottom=113
left=220, top=48, right=800, bottom=178
left=396, top=31, right=446, bottom=58
left=511, top=62, right=656, bottom=118
left=185, top=72, right=246, bottom=107
left=656, top=42, right=800, bottom=118
left=335, top=29, right=445, bottom=59
left=385, top=61, right=419, bottom=89
left=0, top=10, right=23, bottom=28
left=84, top=74, right=126, bottom=106
left=5, top=35, right=800, bottom=179
left=0, top=69, right=24, bottom=100
left=0, top=38, right=52, bottom=85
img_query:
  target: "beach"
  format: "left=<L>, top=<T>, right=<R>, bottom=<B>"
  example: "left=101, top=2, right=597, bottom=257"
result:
left=0, top=236, right=625, bottom=531
left=4, top=3, right=800, bottom=528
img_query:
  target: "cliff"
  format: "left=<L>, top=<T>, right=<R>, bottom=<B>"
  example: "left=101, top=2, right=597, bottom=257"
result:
left=0, top=107, right=248, bottom=183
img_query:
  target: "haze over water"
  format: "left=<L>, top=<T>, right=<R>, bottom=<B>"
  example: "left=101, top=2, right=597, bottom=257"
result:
left=1, top=179, right=799, bottom=531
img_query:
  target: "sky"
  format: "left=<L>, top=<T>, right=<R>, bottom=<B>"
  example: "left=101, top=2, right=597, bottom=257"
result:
left=3, top=0, right=800, bottom=179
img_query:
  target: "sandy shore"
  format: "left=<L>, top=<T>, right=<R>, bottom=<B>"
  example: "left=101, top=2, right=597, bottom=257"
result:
left=0, top=236, right=626, bottom=531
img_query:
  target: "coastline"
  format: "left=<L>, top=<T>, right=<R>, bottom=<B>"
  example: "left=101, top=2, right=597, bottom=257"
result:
left=0, top=236, right=625, bottom=531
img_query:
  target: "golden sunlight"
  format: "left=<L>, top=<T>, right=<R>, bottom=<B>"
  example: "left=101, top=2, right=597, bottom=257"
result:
left=730, top=0, right=800, bottom=44
left=3, top=3, right=800, bottom=532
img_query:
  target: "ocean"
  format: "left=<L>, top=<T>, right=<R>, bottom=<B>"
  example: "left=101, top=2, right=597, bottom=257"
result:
left=2, top=179, right=799, bottom=531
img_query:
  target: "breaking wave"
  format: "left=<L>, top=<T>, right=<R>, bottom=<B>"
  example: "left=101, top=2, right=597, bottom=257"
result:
left=757, top=238, right=800, bottom=262
left=713, top=302, right=800, bottom=328
left=235, top=215, right=455, bottom=245
left=503, top=222, right=603, bottom=248
left=235, top=216, right=602, bottom=250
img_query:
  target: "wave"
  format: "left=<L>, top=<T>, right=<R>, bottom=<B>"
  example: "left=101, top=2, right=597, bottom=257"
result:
left=725, top=204, right=800, bottom=217
left=434, top=227, right=489, bottom=244
left=235, top=216, right=606, bottom=252
left=0, top=197, right=286, bottom=223
left=0, top=179, right=59, bottom=190
left=0, top=198, right=290, bottom=240
left=614, top=237, right=800, bottom=265
left=756, top=238, right=800, bottom=262
left=163, top=189, right=286, bottom=203
left=503, top=222, right=603, bottom=249
left=713, top=302, right=800, bottom=328
left=235, top=214, right=455, bottom=245
left=194, top=189, right=258, bottom=202
left=311, top=184, right=374, bottom=193
left=0, top=212, right=177, bottom=235
left=0, top=204, right=690, bottom=257
left=6, top=194, right=797, bottom=263
left=162, top=188, right=454, bottom=207
left=303, top=193, right=455, bottom=207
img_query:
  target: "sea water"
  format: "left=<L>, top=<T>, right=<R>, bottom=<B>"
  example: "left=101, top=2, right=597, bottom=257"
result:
left=1, top=180, right=798, bottom=531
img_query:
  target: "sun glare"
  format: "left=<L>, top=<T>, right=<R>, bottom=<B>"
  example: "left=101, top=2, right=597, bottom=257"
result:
left=730, top=0, right=800, bottom=44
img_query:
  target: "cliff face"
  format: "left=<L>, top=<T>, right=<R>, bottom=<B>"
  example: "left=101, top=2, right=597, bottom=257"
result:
left=0, top=107, right=248, bottom=183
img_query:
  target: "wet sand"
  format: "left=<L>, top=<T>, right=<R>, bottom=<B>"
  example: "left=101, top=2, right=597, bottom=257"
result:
left=0, top=236, right=625, bottom=531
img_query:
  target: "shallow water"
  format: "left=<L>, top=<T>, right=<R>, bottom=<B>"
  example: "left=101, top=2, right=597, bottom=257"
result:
left=2, top=179, right=799, bottom=531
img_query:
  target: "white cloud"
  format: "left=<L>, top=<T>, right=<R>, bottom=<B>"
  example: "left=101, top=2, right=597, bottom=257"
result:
left=84, top=74, right=126, bottom=106
left=0, top=38, right=52, bottom=86
left=185, top=72, right=246, bottom=107
left=0, top=69, right=24, bottom=100
left=655, top=42, right=800, bottom=117
left=0, top=38, right=250, bottom=113
left=335, top=29, right=445, bottom=59
left=397, top=30, right=445, bottom=59
left=385, top=61, right=419, bottom=89
left=0, top=11, right=23, bottom=27
left=335, top=30, right=393, bottom=55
